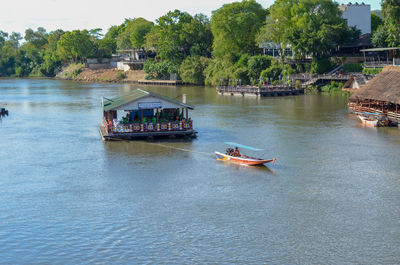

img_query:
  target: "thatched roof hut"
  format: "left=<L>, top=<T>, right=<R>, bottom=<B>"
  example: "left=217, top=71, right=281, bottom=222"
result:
left=350, top=66, right=400, bottom=105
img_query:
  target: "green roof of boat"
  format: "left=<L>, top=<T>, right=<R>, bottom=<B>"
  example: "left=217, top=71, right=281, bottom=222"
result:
left=102, top=88, right=193, bottom=111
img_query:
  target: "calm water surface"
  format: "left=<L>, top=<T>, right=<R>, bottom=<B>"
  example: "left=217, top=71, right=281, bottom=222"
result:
left=0, top=79, right=400, bottom=264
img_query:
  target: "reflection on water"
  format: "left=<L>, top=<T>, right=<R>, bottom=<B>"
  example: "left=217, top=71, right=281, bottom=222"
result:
left=0, top=79, right=400, bottom=264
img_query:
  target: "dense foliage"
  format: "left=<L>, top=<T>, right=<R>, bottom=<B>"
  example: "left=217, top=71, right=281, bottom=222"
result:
left=211, top=0, right=267, bottom=59
left=257, top=0, right=359, bottom=59
left=0, top=0, right=392, bottom=83
left=373, top=0, right=400, bottom=47
left=343, top=63, right=363, bottom=73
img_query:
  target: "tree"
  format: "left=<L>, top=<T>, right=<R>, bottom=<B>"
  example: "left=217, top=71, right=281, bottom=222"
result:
left=258, top=0, right=357, bottom=58
left=88, top=28, right=103, bottom=40
left=127, top=18, right=153, bottom=49
left=211, top=0, right=267, bottom=59
left=179, top=56, right=210, bottom=84
left=371, top=13, right=383, bottom=34
left=145, top=10, right=193, bottom=62
left=181, top=14, right=213, bottom=57
left=381, top=0, right=400, bottom=46
left=247, top=55, right=272, bottom=79
left=57, top=30, right=95, bottom=62
left=0, top=31, right=8, bottom=47
left=372, top=24, right=389, bottom=47
left=24, top=27, right=48, bottom=49
left=40, top=29, right=64, bottom=76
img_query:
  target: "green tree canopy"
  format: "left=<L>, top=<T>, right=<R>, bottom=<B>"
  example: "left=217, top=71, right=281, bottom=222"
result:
left=38, top=30, right=65, bottom=76
left=24, top=27, right=48, bottom=49
left=145, top=10, right=212, bottom=63
left=128, top=18, right=154, bottom=49
left=57, top=30, right=95, bottom=62
left=371, top=13, right=383, bottom=34
left=258, top=0, right=357, bottom=58
left=179, top=56, right=210, bottom=84
left=211, top=0, right=267, bottom=59
left=381, top=0, right=400, bottom=46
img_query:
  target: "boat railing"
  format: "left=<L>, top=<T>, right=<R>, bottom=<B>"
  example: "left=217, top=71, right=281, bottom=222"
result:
left=109, top=121, right=193, bottom=134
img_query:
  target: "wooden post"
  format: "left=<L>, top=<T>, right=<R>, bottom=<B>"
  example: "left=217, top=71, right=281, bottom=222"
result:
left=186, top=108, right=188, bottom=120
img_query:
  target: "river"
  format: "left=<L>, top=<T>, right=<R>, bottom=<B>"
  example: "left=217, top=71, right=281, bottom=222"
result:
left=0, top=79, right=399, bottom=264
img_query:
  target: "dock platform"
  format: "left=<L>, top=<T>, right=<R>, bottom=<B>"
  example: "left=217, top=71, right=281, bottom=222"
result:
left=99, top=124, right=197, bottom=141
left=217, top=85, right=304, bottom=97
left=138, top=80, right=182, bottom=86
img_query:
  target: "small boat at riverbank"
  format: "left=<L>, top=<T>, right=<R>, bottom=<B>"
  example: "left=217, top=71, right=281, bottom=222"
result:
left=357, top=114, right=378, bottom=127
left=357, top=112, right=389, bottom=127
left=215, top=151, right=276, bottom=166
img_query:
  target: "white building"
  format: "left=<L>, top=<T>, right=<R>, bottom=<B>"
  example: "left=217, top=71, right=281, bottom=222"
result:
left=340, top=2, right=371, bottom=35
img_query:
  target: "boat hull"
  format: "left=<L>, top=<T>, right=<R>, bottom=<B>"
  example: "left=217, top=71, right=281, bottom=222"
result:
left=215, top=152, right=275, bottom=166
left=358, top=115, right=378, bottom=127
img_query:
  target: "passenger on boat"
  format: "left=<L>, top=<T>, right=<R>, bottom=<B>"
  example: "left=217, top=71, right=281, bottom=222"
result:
left=226, top=148, right=234, bottom=156
left=233, top=147, right=241, bottom=157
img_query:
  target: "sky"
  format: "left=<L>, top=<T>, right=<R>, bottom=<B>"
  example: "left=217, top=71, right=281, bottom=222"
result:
left=0, top=0, right=381, bottom=36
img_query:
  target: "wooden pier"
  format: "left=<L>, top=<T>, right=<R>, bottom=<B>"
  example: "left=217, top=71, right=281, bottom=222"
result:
left=138, top=80, right=182, bottom=86
left=290, top=74, right=351, bottom=86
left=217, top=85, right=304, bottom=97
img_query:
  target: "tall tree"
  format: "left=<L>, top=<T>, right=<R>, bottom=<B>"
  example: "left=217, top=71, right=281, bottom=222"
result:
left=258, top=0, right=357, bottom=58
left=57, top=30, right=95, bottom=62
left=0, top=31, right=8, bottom=47
left=24, top=27, right=48, bottom=49
left=381, top=0, right=400, bottom=46
left=40, top=29, right=65, bottom=76
left=211, top=0, right=267, bottom=59
left=127, top=18, right=154, bottom=49
left=371, top=13, right=383, bottom=34
left=145, top=10, right=211, bottom=63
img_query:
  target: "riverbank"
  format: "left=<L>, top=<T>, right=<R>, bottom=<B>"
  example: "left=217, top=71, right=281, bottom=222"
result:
left=56, top=65, right=146, bottom=83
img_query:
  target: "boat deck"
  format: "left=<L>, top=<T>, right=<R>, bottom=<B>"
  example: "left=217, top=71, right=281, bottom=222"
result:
left=99, top=124, right=197, bottom=141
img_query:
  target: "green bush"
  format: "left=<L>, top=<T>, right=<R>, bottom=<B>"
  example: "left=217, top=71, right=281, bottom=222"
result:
left=204, top=56, right=236, bottom=86
left=362, top=68, right=383, bottom=75
left=116, top=71, right=126, bottom=80
left=57, top=63, right=85, bottom=79
left=179, top=56, right=210, bottom=85
left=319, top=81, right=343, bottom=92
left=143, top=60, right=179, bottom=80
left=260, top=60, right=295, bottom=83
left=15, top=67, right=24, bottom=77
left=310, top=58, right=333, bottom=74
left=343, top=63, right=362, bottom=73
left=247, top=55, right=272, bottom=80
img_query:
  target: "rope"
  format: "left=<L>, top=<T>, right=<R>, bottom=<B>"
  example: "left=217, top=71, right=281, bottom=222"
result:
left=147, top=142, right=211, bottom=156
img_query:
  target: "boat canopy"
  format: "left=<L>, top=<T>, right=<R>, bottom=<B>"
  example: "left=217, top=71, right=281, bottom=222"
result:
left=103, top=89, right=193, bottom=111
left=224, top=142, right=264, bottom=151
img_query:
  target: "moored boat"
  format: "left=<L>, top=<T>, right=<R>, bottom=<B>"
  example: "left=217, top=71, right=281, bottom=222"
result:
left=215, top=151, right=276, bottom=166
left=357, top=114, right=378, bottom=127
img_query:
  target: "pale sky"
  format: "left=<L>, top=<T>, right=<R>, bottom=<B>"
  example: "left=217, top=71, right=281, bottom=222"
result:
left=0, top=0, right=381, bottom=36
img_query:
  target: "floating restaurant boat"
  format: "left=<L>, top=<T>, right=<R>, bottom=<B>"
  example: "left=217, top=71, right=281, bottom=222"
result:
left=99, top=89, right=197, bottom=141
left=215, top=142, right=276, bottom=166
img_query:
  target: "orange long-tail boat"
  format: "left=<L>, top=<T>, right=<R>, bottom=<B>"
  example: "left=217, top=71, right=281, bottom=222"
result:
left=215, top=151, right=276, bottom=166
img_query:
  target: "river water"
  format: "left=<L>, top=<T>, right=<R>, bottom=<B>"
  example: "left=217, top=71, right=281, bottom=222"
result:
left=0, top=79, right=399, bottom=264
